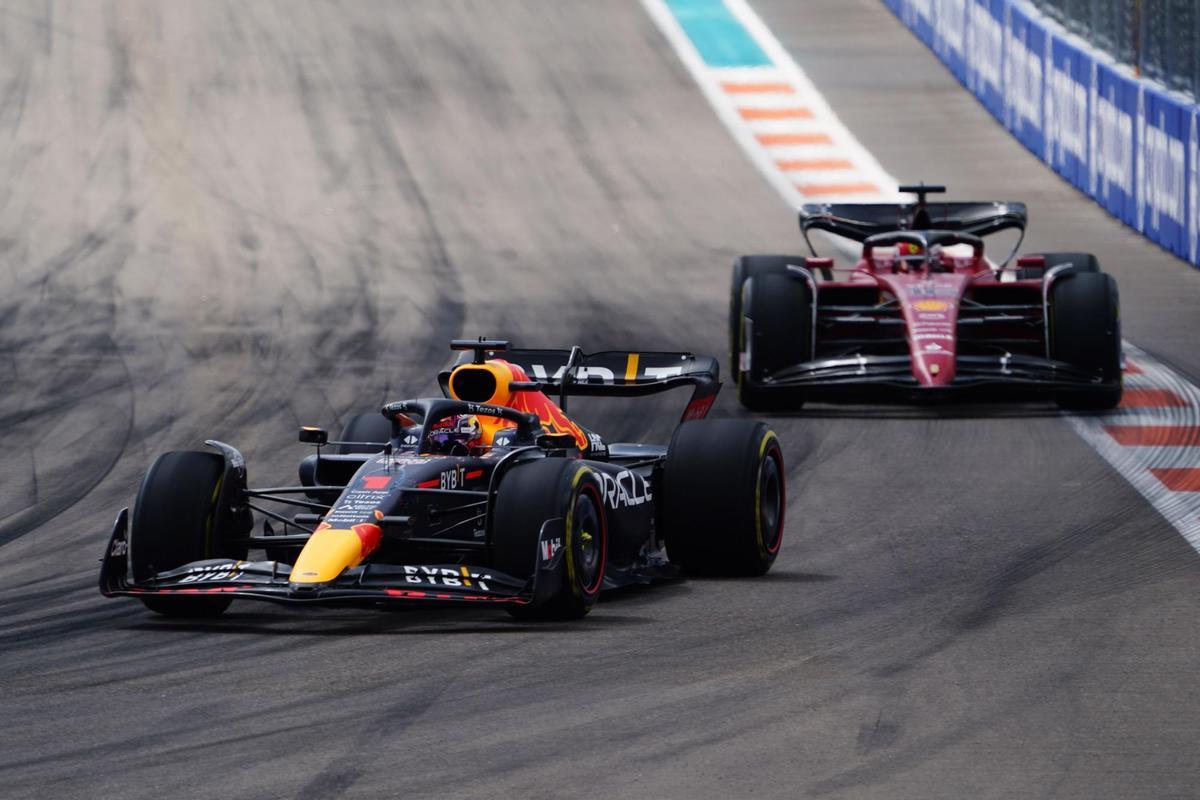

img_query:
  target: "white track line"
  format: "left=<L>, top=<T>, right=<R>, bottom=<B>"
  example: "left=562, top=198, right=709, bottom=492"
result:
left=639, top=0, right=897, bottom=206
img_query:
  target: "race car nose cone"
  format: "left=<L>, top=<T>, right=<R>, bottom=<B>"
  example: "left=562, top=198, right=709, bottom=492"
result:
left=290, top=524, right=382, bottom=584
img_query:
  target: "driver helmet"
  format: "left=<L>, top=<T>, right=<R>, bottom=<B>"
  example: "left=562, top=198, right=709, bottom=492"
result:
left=427, top=415, right=483, bottom=455
left=893, top=241, right=925, bottom=273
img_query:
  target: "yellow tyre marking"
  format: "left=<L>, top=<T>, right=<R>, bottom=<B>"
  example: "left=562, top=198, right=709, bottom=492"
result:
left=754, top=430, right=780, bottom=559
left=565, top=466, right=596, bottom=602
left=625, top=353, right=640, bottom=382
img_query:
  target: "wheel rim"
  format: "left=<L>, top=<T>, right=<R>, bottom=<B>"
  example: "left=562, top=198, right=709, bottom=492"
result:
left=757, top=447, right=784, bottom=555
left=572, top=487, right=604, bottom=594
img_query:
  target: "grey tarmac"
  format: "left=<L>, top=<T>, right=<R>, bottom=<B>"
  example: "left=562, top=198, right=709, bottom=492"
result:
left=2, top=2, right=1199, bottom=799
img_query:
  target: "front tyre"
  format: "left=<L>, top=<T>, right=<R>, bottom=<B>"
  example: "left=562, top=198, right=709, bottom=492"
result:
left=737, top=273, right=812, bottom=411
left=1049, top=271, right=1122, bottom=411
left=492, top=459, right=608, bottom=620
left=130, top=451, right=247, bottom=617
left=729, top=255, right=808, bottom=377
left=661, top=420, right=786, bottom=576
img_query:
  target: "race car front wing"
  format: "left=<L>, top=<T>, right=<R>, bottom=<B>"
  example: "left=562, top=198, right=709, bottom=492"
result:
left=759, top=353, right=1113, bottom=391
left=99, top=508, right=567, bottom=608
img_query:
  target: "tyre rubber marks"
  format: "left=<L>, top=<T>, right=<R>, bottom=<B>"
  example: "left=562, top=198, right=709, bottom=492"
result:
left=1067, top=345, right=1200, bottom=551
left=641, top=0, right=897, bottom=206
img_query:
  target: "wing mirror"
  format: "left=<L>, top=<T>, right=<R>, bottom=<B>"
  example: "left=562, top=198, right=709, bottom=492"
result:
left=298, top=426, right=328, bottom=445
left=536, top=433, right=577, bottom=451
left=1016, top=255, right=1046, bottom=271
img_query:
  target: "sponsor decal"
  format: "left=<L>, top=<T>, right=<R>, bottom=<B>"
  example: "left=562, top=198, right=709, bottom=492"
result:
left=907, top=283, right=958, bottom=298
left=403, top=565, right=491, bottom=592
left=179, top=563, right=244, bottom=583
left=1003, top=21, right=1043, bottom=136
left=1046, top=48, right=1088, bottom=172
left=439, top=465, right=465, bottom=490
left=402, top=434, right=419, bottom=446
left=109, top=537, right=128, bottom=557
left=912, top=299, right=950, bottom=312
left=529, top=361, right=685, bottom=384
left=466, top=402, right=505, bottom=417
left=326, top=486, right=391, bottom=526
left=934, top=0, right=966, bottom=61
left=1094, top=83, right=1134, bottom=201
left=966, top=2, right=1003, bottom=100
left=375, top=455, right=428, bottom=466
left=361, top=475, right=391, bottom=490
left=682, top=395, right=716, bottom=421
left=601, top=469, right=652, bottom=510
left=1141, top=101, right=1186, bottom=237
left=541, top=537, right=563, bottom=562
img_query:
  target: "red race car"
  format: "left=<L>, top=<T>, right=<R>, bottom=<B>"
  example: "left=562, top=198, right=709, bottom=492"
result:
left=730, top=184, right=1121, bottom=410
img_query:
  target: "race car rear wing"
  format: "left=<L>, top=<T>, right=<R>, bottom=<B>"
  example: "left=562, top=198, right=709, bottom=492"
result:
left=800, top=201, right=1028, bottom=247
left=440, top=341, right=721, bottom=423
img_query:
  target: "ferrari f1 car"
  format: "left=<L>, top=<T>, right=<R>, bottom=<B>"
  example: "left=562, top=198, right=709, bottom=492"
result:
left=100, top=339, right=785, bottom=620
left=731, top=184, right=1122, bottom=410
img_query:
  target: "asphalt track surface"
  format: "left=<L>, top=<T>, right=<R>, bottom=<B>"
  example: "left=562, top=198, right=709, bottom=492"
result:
left=3, top=2, right=1200, bottom=798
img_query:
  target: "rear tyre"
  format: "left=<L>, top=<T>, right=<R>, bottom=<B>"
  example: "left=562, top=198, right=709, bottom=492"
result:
left=1017, top=251, right=1100, bottom=280
left=737, top=273, right=813, bottom=410
left=661, top=420, right=785, bottom=576
left=335, top=412, right=394, bottom=454
left=1049, top=271, right=1122, bottom=410
left=130, top=451, right=247, bottom=617
left=492, top=459, right=608, bottom=621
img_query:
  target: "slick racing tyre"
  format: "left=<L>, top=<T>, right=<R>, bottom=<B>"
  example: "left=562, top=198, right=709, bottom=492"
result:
left=492, top=459, right=608, bottom=621
left=1017, top=251, right=1100, bottom=280
left=335, top=411, right=395, bottom=454
left=729, top=255, right=808, bottom=377
left=130, top=451, right=248, bottom=617
left=737, top=272, right=812, bottom=411
left=661, top=420, right=785, bottom=576
left=1049, top=271, right=1122, bottom=411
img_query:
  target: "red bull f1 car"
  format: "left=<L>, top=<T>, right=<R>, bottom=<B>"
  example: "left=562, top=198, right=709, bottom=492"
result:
left=100, top=339, right=786, bottom=620
left=730, top=184, right=1122, bottom=410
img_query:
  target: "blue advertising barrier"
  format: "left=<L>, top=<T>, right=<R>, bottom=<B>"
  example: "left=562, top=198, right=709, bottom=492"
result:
left=1092, top=59, right=1139, bottom=228
left=1140, top=84, right=1189, bottom=258
left=933, top=0, right=969, bottom=83
left=882, top=0, right=1200, bottom=269
left=1003, top=3, right=1048, bottom=160
left=965, top=0, right=1006, bottom=121
left=1045, top=34, right=1090, bottom=192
